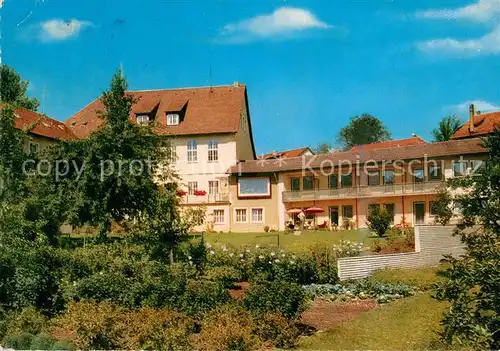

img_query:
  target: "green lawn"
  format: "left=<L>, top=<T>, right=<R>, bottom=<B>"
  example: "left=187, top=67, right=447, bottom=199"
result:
left=298, top=293, right=449, bottom=350
left=199, top=230, right=378, bottom=251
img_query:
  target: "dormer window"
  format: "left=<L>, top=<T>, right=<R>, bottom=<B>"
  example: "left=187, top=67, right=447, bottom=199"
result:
left=167, top=113, right=180, bottom=126
left=137, top=114, right=150, bottom=126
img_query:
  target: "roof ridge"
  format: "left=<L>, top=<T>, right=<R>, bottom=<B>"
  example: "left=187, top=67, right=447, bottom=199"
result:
left=130, top=84, right=246, bottom=93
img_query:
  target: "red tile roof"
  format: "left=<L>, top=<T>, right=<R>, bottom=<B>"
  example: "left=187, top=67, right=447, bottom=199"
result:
left=1, top=105, right=76, bottom=141
left=351, top=136, right=427, bottom=152
left=65, top=84, right=250, bottom=139
left=258, top=147, right=313, bottom=160
left=451, top=111, right=500, bottom=139
left=229, top=138, right=486, bottom=174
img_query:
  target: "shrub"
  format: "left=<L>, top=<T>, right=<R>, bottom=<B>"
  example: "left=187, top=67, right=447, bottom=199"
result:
left=1, top=307, right=48, bottom=337
left=205, top=266, right=241, bottom=289
left=51, top=301, right=124, bottom=350
left=264, top=226, right=270, bottom=233
left=243, top=280, right=307, bottom=319
left=366, top=207, right=393, bottom=237
left=195, top=304, right=257, bottom=351
left=252, top=312, right=300, bottom=349
left=179, top=279, right=231, bottom=318
left=29, top=332, right=54, bottom=350
left=51, top=340, right=76, bottom=350
left=2, top=332, right=34, bottom=350
left=332, top=240, right=363, bottom=258
left=119, top=308, right=194, bottom=350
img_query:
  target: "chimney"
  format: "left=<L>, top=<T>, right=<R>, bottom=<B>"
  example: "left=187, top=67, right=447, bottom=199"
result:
left=469, top=104, right=475, bottom=133
left=233, top=81, right=240, bottom=87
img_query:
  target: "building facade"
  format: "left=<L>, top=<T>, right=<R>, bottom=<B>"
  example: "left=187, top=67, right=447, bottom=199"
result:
left=228, top=138, right=488, bottom=232
left=65, top=83, right=256, bottom=232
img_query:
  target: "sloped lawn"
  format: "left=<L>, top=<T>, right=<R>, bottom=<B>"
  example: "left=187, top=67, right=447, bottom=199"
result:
left=298, top=293, right=448, bottom=350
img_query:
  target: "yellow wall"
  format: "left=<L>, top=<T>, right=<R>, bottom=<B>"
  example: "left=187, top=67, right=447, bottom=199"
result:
left=228, top=175, right=279, bottom=232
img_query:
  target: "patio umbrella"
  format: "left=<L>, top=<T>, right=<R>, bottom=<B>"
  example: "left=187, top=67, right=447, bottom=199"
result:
left=304, top=207, right=325, bottom=214
left=287, top=208, right=303, bottom=215
left=303, top=207, right=325, bottom=228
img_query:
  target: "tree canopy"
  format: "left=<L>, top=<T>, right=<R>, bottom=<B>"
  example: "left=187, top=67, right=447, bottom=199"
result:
left=432, top=115, right=462, bottom=142
left=435, top=130, right=500, bottom=349
left=313, top=142, right=332, bottom=154
left=0, top=65, right=40, bottom=111
left=338, top=114, right=391, bottom=150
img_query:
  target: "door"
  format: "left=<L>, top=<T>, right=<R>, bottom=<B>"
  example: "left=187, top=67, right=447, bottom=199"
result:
left=414, top=202, right=425, bottom=225
left=329, top=206, right=339, bottom=226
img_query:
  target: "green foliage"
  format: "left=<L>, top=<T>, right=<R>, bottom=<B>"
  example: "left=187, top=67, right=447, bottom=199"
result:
left=179, top=280, right=231, bottom=318
left=432, top=115, right=462, bottom=142
left=0, top=64, right=40, bottom=111
left=371, top=228, right=415, bottom=254
left=332, top=240, right=363, bottom=258
left=195, top=304, right=257, bottom=351
left=371, top=266, right=446, bottom=291
left=2, top=331, right=34, bottom=350
left=432, top=188, right=454, bottom=225
left=313, top=142, right=331, bottom=154
left=338, top=113, right=391, bottom=150
left=366, top=207, right=393, bottom=237
left=304, top=280, right=415, bottom=303
left=205, top=266, right=241, bottom=288
left=435, top=130, right=500, bottom=349
left=243, top=280, right=307, bottom=319
left=252, top=312, right=301, bottom=349
left=51, top=340, right=76, bottom=350
left=29, top=332, right=54, bottom=350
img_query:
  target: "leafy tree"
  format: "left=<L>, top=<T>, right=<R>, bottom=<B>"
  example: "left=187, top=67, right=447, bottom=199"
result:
left=0, top=65, right=40, bottom=111
left=435, top=130, right=500, bottom=349
left=431, top=188, right=454, bottom=226
left=432, top=115, right=462, bottom=142
left=366, top=207, right=392, bottom=237
left=49, top=69, right=171, bottom=240
left=313, top=142, right=331, bottom=154
left=338, top=114, right=391, bottom=150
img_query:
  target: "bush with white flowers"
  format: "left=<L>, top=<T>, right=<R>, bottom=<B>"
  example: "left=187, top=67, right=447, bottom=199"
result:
left=332, top=240, right=364, bottom=258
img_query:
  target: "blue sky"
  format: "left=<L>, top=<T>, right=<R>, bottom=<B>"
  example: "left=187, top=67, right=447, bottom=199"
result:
left=2, top=0, right=500, bottom=154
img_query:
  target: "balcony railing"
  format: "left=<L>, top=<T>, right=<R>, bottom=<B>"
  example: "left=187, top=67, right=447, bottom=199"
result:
left=282, top=181, right=444, bottom=202
left=182, top=193, right=230, bottom=204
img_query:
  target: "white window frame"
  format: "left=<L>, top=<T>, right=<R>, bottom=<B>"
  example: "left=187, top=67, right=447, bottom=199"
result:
left=29, top=142, right=39, bottom=154
left=187, top=140, right=198, bottom=163
left=136, top=114, right=150, bottom=125
left=234, top=208, right=248, bottom=224
left=208, top=140, right=219, bottom=162
left=453, top=161, right=467, bottom=177
left=169, top=144, right=177, bottom=163
left=237, top=177, right=271, bottom=198
left=188, top=181, right=198, bottom=195
left=213, top=209, right=225, bottom=225
left=251, top=208, right=265, bottom=224
left=167, top=113, right=180, bottom=126
left=209, top=180, right=219, bottom=195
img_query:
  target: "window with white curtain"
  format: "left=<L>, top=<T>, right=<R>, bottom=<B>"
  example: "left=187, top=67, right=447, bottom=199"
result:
left=251, top=208, right=264, bottom=223
left=208, top=140, right=218, bottom=162
left=188, top=182, right=198, bottom=195
left=214, top=210, right=224, bottom=224
left=167, top=113, right=180, bottom=126
left=235, top=209, right=247, bottom=223
left=209, top=181, right=219, bottom=195
left=136, top=115, right=150, bottom=125
left=187, top=140, right=197, bottom=163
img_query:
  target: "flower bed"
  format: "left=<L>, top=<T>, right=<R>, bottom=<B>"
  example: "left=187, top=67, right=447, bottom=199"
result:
left=303, top=280, right=415, bottom=304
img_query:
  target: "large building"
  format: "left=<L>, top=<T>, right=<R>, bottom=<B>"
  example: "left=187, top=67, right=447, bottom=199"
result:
left=3, top=105, right=76, bottom=152
left=65, top=83, right=256, bottom=232
left=227, top=137, right=488, bottom=232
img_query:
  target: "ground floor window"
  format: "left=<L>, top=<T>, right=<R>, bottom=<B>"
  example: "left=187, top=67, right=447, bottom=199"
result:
left=429, top=201, right=439, bottom=216
left=342, top=205, right=354, bottom=219
left=384, top=203, right=395, bottom=223
left=235, top=208, right=247, bottom=223
left=213, top=209, right=224, bottom=224
left=251, top=208, right=264, bottom=223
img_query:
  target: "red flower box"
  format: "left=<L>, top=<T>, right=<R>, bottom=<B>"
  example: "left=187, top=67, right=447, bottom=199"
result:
left=193, top=190, right=207, bottom=196
left=176, top=189, right=187, bottom=197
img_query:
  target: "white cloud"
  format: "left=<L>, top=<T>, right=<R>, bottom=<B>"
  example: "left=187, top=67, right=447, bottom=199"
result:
left=39, top=19, right=93, bottom=41
left=218, top=7, right=331, bottom=43
left=417, top=0, right=500, bottom=21
left=450, top=100, right=500, bottom=113
left=417, top=25, right=500, bottom=56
